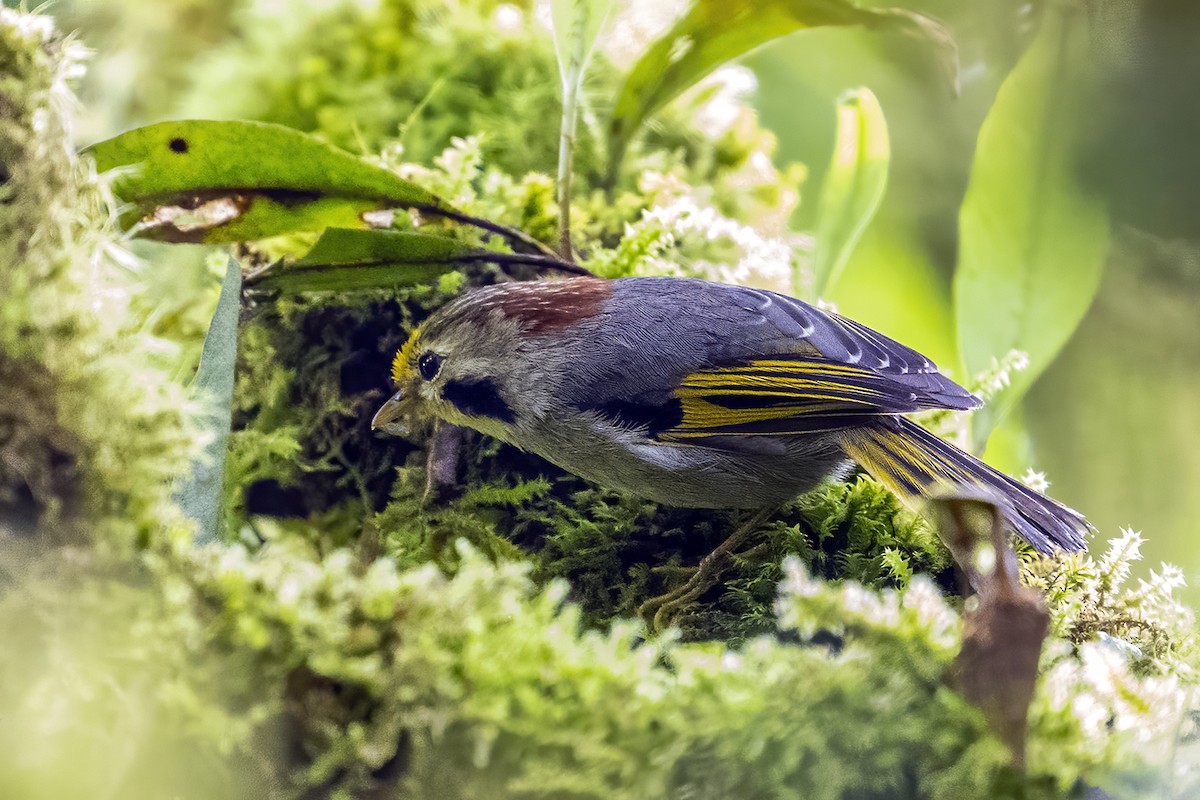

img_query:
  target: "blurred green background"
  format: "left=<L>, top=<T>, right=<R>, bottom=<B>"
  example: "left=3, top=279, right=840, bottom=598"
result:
left=28, top=0, right=1200, bottom=599
left=745, top=0, right=1200, bottom=602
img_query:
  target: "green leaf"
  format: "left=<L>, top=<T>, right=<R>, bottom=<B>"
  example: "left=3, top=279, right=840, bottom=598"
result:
left=954, top=6, right=1110, bottom=447
left=605, top=0, right=956, bottom=183
left=551, top=0, right=611, bottom=92
left=87, top=120, right=445, bottom=244
left=251, top=228, right=469, bottom=293
left=176, top=258, right=242, bottom=544
left=811, top=88, right=890, bottom=299
left=552, top=0, right=612, bottom=256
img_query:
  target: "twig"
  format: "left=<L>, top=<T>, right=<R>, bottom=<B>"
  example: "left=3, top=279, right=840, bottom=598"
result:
left=474, top=251, right=592, bottom=276
left=413, top=203, right=560, bottom=259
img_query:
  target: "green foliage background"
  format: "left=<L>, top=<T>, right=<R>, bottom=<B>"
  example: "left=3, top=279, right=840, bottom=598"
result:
left=2, top=0, right=1200, bottom=797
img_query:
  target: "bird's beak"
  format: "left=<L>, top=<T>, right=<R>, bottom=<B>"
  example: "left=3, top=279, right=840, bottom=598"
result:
left=371, top=391, right=409, bottom=437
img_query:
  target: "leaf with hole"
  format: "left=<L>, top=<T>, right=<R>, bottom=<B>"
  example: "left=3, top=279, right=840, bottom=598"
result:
left=87, top=120, right=446, bottom=244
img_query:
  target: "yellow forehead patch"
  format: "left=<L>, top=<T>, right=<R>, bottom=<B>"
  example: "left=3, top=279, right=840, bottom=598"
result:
left=391, top=324, right=425, bottom=384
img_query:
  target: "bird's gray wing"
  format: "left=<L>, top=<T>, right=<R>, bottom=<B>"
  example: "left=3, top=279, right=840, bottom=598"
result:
left=567, top=279, right=979, bottom=441
left=709, top=281, right=979, bottom=409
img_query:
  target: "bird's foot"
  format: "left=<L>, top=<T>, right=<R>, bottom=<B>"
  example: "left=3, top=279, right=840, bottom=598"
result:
left=638, top=507, right=776, bottom=633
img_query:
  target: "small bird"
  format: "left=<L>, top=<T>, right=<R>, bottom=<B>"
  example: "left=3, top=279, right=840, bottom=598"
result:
left=372, top=276, right=1089, bottom=554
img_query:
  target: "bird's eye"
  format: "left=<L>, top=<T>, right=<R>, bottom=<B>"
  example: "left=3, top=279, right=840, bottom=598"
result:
left=417, top=352, right=442, bottom=381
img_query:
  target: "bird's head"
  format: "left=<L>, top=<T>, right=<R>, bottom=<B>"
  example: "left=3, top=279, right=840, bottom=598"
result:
left=371, top=277, right=610, bottom=442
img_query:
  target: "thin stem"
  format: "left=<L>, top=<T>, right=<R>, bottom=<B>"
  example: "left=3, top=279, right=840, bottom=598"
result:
left=472, top=250, right=592, bottom=276
left=557, top=73, right=580, bottom=260
left=412, top=203, right=559, bottom=258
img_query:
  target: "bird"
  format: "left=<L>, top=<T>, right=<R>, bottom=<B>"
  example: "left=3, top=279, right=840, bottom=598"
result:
left=372, top=276, right=1090, bottom=555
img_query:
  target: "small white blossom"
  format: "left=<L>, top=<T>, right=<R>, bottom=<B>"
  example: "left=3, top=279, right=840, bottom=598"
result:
left=492, top=4, right=524, bottom=33
left=1021, top=469, right=1050, bottom=493
left=972, top=349, right=1030, bottom=399
left=692, top=66, right=757, bottom=138
left=641, top=195, right=793, bottom=285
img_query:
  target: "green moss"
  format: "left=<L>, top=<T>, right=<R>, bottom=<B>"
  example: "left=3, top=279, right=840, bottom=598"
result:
left=8, top=538, right=1194, bottom=799
left=371, top=459, right=952, bottom=643
left=0, top=9, right=198, bottom=551
left=1024, top=529, right=1198, bottom=677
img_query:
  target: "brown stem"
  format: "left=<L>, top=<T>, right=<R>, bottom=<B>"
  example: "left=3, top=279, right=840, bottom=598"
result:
left=413, top=204, right=560, bottom=259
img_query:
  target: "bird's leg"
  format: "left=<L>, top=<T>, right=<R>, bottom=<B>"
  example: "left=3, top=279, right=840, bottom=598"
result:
left=423, top=421, right=464, bottom=505
left=639, top=506, right=777, bottom=633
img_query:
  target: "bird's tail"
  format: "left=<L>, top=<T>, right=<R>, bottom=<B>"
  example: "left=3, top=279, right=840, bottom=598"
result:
left=839, top=417, right=1090, bottom=554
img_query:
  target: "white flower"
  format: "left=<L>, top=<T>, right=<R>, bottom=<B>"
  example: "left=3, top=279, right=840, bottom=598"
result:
left=492, top=4, right=524, bottom=33
left=1021, top=469, right=1050, bottom=493
left=640, top=194, right=793, bottom=285
left=692, top=66, right=758, bottom=138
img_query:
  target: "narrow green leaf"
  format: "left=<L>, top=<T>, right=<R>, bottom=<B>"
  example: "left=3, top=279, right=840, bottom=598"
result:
left=293, top=228, right=466, bottom=267
left=253, top=228, right=467, bottom=293
left=551, top=0, right=611, bottom=90
left=176, top=257, right=242, bottom=544
left=954, top=6, right=1109, bottom=446
left=87, top=120, right=445, bottom=243
left=260, top=263, right=456, bottom=294
left=811, top=88, right=890, bottom=299
left=605, top=0, right=956, bottom=183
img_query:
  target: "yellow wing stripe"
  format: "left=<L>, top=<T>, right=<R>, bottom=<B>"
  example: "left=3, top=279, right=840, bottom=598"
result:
left=841, top=434, right=926, bottom=496
left=663, top=429, right=828, bottom=439
left=678, top=380, right=884, bottom=399
left=672, top=396, right=861, bottom=433
left=681, top=376, right=885, bottom=398
left=698, top=360, right=878, bottom=377
left=678, top=389, right=880, bottom=404
left=842, top=428, right=981, bottom=498
left=664, top=357, right=912, bottom=436
left=675, top=398, right=813, bottom=428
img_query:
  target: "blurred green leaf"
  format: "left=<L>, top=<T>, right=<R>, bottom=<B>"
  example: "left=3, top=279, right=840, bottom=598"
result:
left=88, top=120, right=445, bottom=243
left=552, top=0, right=612, bottom=257
left=251, top=228, right=469, bottom=293
left=955, top=6, right=1110, bottom=447
left=176, top=258, right=241, bottom=544
left=551, top=0, right=610, bottom=90
left=811, top=87, right=889, bottom=298
left=830, top=220, right=956, bottom=370
left=605, top=0, right=956, bottom=183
